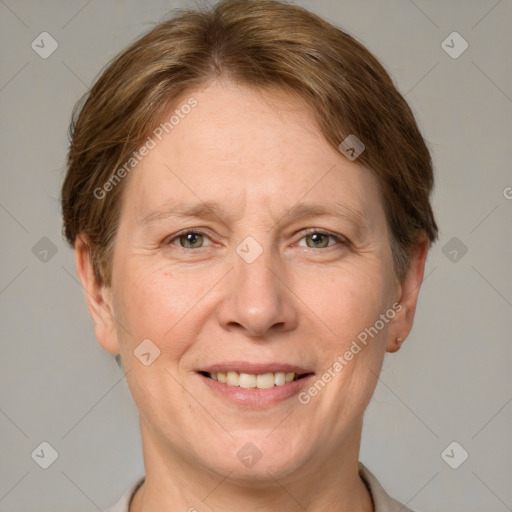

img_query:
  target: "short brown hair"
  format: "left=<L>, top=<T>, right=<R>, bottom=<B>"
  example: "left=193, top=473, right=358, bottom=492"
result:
left=61, top=0, right=438, bottom=286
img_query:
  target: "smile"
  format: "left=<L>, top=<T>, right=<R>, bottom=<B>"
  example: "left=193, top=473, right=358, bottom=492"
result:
left=197, top=366, right=315, bottom=407
left=200, top=370, right=309, bottom=389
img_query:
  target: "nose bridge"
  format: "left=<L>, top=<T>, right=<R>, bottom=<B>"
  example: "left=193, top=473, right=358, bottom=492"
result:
left=236, top=237, right=281, bottom=297
left=219, top=235, right=298, bottom=336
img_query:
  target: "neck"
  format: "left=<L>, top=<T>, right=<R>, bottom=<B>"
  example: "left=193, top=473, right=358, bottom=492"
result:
left=130, top=417, right=373, bottom=512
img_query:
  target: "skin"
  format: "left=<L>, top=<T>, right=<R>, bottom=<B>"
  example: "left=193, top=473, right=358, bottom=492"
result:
left=75, top=78, right=429, bottom=512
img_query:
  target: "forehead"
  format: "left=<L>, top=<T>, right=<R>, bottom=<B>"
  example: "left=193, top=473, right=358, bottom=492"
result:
left=121, top=80, right=384, bottom=229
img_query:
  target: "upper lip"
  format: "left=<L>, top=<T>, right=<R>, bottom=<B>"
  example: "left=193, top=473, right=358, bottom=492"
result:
left=199, top=362, right=314, bottom=375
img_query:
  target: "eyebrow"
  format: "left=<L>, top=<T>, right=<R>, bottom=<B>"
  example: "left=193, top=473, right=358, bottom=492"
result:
left=140, top=201, right=234, bottom=228
left=275, top=202, right=367, bottom=231
left=139, top=199, right=368, bottom=233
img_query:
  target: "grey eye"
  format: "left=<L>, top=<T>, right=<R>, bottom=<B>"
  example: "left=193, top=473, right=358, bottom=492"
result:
left=178, top=232, right=205, bottom=248
left=304, top=232, right=332, bottom=248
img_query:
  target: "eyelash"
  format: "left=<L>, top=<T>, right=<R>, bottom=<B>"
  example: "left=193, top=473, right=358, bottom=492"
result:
left=163, top=228, right=348, bottom=250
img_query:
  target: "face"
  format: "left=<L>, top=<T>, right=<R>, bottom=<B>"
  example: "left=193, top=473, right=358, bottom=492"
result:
left=80, top=79, right=424, bottom=484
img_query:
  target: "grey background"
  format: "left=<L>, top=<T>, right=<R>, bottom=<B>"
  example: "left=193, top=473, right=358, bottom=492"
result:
left=1, top=0, right=511, bottom=510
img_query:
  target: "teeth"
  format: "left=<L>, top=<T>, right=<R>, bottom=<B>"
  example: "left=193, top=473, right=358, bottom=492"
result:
left=208, top=371, right=299, bottom=388
left=256, top=373, right=274, bottom=389
left=238, top=373, right=255, bottom=388
left=274, top=372, right=286, bottom=386
left=227, top=371, right=239, bottom=386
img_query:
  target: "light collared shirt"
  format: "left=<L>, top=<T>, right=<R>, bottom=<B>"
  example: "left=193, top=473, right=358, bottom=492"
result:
left=106, top=461, right=417, bottom=512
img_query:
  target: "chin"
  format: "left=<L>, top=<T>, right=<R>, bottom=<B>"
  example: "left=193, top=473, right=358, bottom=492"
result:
left=196, top=437, right=305, bottom=483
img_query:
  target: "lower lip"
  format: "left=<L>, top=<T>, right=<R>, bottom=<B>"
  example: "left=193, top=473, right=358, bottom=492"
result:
left=198, top=373, right=315, bottom=407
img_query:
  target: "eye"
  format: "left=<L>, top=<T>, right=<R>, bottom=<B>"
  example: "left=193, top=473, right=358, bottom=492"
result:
left=296, top=229, right=346, bottom=249
left=163, top=230, right=212, bottom=249
left=163, top=229, right=347, bottom=250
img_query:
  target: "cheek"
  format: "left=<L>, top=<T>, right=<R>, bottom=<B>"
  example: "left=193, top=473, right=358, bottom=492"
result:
left=302, top=274, right=391, bottom=430
left=301, top=262, right=392, bottom=343
left=112, top=264, right=198, bottom=419
left=298, top=262, right=393, bottom=401
left=112, top=260, right=218, bottom=360
left=325, top=267, right=393, bottom=363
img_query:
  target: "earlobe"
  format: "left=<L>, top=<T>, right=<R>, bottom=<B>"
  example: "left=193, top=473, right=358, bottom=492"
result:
left=74, top=236, right=120, bottom=355
left=386, top=234, right=430, bottom=353
left=386, top=336, right=404, bottom=354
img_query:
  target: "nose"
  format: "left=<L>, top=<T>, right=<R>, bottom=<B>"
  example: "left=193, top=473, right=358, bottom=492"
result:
left=216, top=244, right=299, bottom=338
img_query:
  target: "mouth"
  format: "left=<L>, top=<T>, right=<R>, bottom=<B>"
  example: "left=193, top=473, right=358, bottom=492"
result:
left=196, top=364, right=315, bottom=407
left=198, top=370, right=312, bottom=389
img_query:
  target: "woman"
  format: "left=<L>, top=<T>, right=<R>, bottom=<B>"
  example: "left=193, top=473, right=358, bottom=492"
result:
left=61, top=0, right=438, bottom=510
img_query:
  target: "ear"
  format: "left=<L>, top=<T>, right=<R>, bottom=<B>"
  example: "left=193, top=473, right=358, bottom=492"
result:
left=75, top=236, right=120, bottom=355
left=386, top=233, right=430, bottom=353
